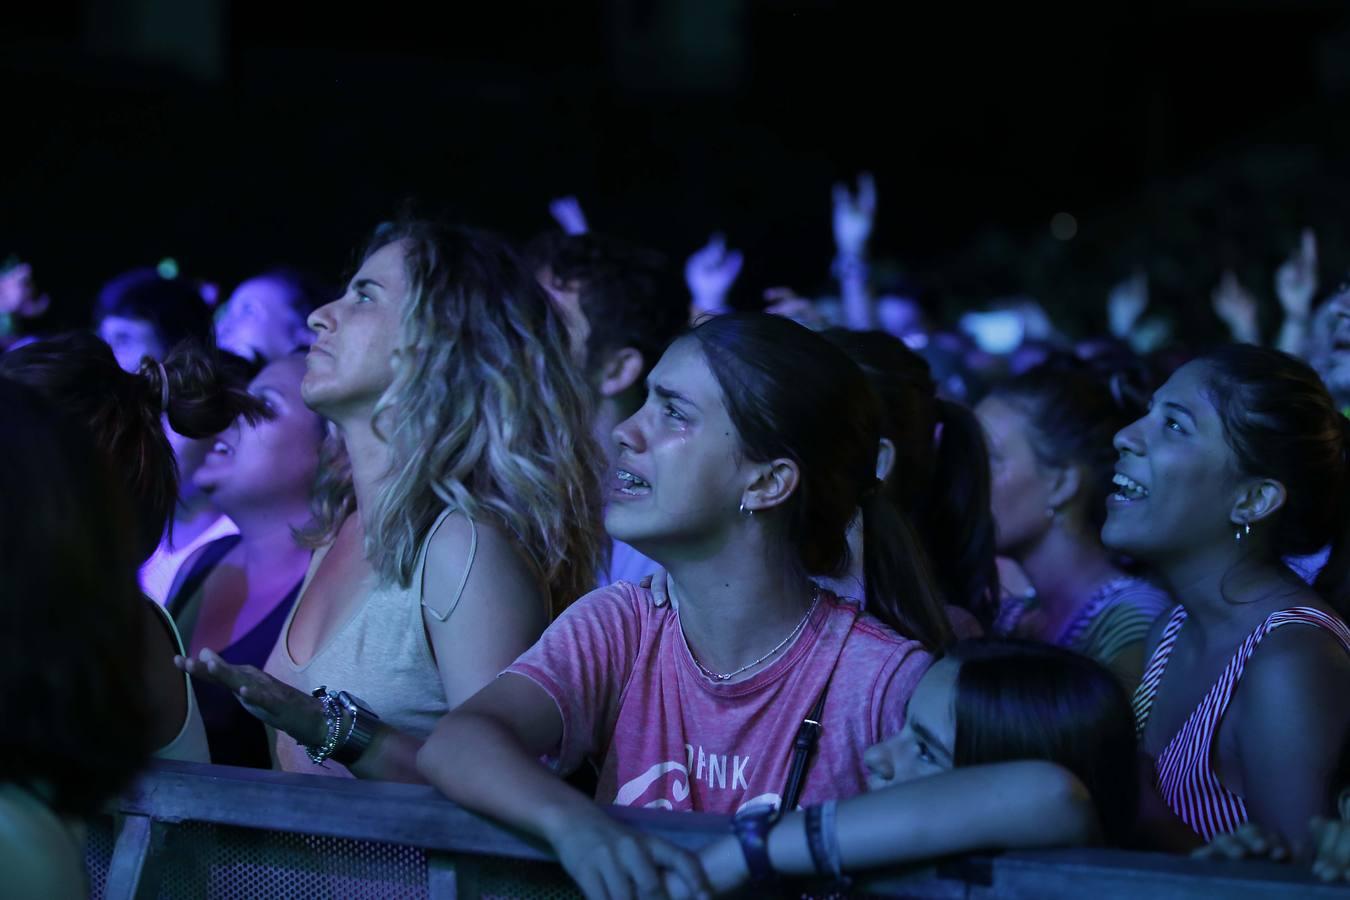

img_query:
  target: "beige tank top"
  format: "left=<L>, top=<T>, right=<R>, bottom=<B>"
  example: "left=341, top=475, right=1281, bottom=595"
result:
left=262, top=507, right=476, bottom=777
left=147, top=600, right=211, bottom=763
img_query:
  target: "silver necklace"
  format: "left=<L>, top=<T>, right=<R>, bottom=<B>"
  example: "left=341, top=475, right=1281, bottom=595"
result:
left=679, top=587, right=821, bottom=682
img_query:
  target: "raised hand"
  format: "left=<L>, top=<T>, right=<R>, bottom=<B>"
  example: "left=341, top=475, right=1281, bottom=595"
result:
left=832, top=172, right=877, bottom=261
left=1212, top=270, right=1261, bottom=344
left=175, top=649, right=327, bottom=747
left=1275, top=229, right=1318, bottom=322
left=549, top=196, right=590, bottom=236
left=1107, top=270, right=1149, bottom=339
left=0, top=262, right=51, bottom=318
left=763, top=286, right=825, bottom=329
left=685, top=234, right=743, bottom=315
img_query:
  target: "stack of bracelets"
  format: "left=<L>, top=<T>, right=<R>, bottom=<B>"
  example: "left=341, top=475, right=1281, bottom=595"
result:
left=304, top=686, right=381, bottom=767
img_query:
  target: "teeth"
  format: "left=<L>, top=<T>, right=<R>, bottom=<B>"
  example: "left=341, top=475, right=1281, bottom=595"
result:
left=616, top=469, right=651, bottom=490
left=1112, top=472, right=1148, bottom=500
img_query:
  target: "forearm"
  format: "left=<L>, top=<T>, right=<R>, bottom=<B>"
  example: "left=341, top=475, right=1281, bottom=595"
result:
left=838, top=265, right=876, bottom=331
left=417, top=710, right=602, bottom=844
left=1275, top=317, right=1309, bottom=357
left=776, top=762, right=1097, bottom=876
left=345, top=724, right=426, bottom=783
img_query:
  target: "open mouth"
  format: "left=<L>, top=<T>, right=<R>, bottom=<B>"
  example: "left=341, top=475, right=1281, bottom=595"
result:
left=1111, top=472, right=1148, bottom=502
left=614, top=468, right=652, bottom=496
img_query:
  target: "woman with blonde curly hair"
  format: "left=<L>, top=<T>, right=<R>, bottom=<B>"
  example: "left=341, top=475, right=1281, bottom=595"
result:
left=179, top=219, right=606, bottom=782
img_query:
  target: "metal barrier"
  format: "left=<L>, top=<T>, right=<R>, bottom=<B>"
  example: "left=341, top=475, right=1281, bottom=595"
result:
left=86, top=761, right=1347, bottom=899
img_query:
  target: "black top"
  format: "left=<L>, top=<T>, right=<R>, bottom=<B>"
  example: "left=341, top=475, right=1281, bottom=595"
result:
left=167, top=536, right=302, bottom=769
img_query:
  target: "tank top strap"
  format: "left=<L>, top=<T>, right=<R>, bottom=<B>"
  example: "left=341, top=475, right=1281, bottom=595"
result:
left=1132, top=603, right=1186, bottom=736
left=418, top=506, right=479, bottom=623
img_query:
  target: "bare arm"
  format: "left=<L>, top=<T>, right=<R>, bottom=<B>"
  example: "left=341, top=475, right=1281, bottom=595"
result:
left=418, top=674, right=709, bottom=899
left=698, top=761, right=1100, bottom=894
left=346, top=516, right=549, bottom=782
left=1234, top=624, right=1350, bottom=857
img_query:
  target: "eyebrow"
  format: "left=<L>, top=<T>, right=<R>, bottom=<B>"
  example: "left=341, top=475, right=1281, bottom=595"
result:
left=1161, top=400, right=1197, bottom=426
left=910, top=718, right=954, bottom=762
left=650, top=382, right=699, bottom=410
left=352, top=277, right=384, bottom=292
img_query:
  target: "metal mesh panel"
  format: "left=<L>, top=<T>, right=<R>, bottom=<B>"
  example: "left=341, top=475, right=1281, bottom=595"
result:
left=474, top=855, right=582, bottom=900
left=152, top=821, right=429, bottom=899
left=84, top=815, right=116, bottom=900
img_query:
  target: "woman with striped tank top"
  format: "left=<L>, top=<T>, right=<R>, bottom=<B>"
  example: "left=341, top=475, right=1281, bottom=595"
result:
left=1102, top=344, right=1350, bottom=857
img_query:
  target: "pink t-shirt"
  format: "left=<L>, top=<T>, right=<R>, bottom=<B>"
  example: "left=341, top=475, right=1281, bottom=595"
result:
left=507, top=582, right=932, bottom=815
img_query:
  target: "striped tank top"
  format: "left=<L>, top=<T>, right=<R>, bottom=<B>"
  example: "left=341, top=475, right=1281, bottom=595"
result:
left=1132, top=605, right=1350, bottom=840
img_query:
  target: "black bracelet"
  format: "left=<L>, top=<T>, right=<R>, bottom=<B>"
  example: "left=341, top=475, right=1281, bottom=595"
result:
left=731, top=805, right=778, bottom=884
left=805, top=804, right=833, bottom=877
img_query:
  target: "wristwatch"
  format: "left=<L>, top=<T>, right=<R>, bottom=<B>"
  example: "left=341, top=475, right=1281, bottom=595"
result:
left=731, top=803, right=779, bottom=884
left=332, top=690, right=381, bottom=766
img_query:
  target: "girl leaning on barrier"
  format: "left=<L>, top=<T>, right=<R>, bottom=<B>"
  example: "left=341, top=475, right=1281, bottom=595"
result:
left=417, top=312, right=953, bottom=899
left=177, top=219, right=607, bottom=782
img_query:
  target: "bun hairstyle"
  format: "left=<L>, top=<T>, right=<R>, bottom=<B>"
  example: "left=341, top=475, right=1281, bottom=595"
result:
left=1199, top=344, right=1350, bottom=614
left=823, top=329, right=1000, bottom=628
left=690, top=313, right=953, bottom=651
left=989, top=353, right=1148, bottom=536
left=0, top=332, right=269, bottom=562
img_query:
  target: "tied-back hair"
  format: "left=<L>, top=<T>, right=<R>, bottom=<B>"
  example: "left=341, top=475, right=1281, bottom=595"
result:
left=1199, top=344, right=1350, bottom=615
left=948, top=639, right=1138, bottom=845
left=0, top=378, right=153, bottom=816
left=0, top=332, right=268, bottom=562
left=990, top=354, right=1146, bottom=535
left=301, top=220, right=607, bottom=615
left=690, top=313, right=953, bottom=651
left=824, top=329, right=999, bottom=627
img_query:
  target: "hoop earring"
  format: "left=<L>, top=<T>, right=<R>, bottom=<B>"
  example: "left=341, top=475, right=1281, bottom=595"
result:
left=1234, top=521, right=1251, bottom=543
left=739, top=500, right=754, bottom=519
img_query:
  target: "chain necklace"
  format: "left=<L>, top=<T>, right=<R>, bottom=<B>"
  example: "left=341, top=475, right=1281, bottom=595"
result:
left=679, top=586, right=822, bottom=682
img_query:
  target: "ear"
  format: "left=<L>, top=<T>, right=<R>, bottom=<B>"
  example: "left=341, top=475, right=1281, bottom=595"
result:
left=1044, top=463, right=1082, bottom=511
left=598, top=347, right=645, bottom=399
left=875, top=437, right=897, bottom=483
left=1230, top=478, right=1287, bottom=527
left=741, top=458, right=801, bottom=514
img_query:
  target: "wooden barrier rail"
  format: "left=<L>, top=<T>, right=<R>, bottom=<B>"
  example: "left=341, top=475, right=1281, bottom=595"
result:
left=88, top=760, right=1348, bottom=899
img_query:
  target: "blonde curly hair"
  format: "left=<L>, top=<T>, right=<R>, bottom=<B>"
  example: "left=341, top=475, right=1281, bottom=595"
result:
left=302, top=221, right=607, bottom=615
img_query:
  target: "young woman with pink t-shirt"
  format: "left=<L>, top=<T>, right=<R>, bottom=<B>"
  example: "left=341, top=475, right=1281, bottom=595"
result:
left=418, top=312, right=954, bottom=899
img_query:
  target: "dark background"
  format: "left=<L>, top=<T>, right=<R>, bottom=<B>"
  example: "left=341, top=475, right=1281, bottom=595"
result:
left=6, top=0, right=1350, bottom=342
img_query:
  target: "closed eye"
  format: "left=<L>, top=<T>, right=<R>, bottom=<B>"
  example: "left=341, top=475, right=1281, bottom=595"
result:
left=916, top=740, right=936, bottom=764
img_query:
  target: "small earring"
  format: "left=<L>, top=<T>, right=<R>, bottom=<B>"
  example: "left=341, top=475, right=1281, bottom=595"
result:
left=739, top=500, right=754, bottom=519
left=1234, top=521, right=1251, bottom=543
left=1045, top=506, right=1057, bottom=520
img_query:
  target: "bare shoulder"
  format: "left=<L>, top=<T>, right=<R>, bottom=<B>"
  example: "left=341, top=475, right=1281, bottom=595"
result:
left=422, top=511, right=545, bottom=622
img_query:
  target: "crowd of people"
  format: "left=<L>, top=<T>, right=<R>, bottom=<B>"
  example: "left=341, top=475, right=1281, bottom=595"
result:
left=3, top=175, right=1350, bottom=898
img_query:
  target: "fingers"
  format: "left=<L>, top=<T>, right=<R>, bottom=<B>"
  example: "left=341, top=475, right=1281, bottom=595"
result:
left=615, top=837, right=664, bottom=900
left=857, top=171, right=877, bottom=212
left=647, top=840, right=711, bottom=899
left=1193, top=824, right=1278, bottom=861
left=1303, top=228, right=1318, bottom=266
left=832, top=182, right=849, bottom=208
left=1313, top=817, right=1350, bottom=881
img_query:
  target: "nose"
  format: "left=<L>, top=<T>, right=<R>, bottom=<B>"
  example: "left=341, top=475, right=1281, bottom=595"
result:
left=612, top=409, right=647, bottom=456
left=862, top=741, right=895, bottom=783
left=307, top=299, right=337, bottom=335
left=1114, top=416, right=1145, bottom=456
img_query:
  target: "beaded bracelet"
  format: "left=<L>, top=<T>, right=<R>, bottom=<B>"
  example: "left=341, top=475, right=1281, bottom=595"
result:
left=304, top=687, right=344, bottom=766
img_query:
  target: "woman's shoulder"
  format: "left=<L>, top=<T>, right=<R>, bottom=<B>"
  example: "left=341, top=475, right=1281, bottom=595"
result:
left=832, top=595, right=932, bottom=666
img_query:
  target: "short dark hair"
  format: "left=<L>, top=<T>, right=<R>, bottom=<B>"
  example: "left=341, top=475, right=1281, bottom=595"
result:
left=527, top=232, right=688, bottom=387
left=689, top=312, right=952, bottom=650
left=0, top=333, right=269, bottom=562
left=1199, top=344, right=1350, bottom=612
left=948, top=639, right=1139, bottom=844
left=0, top=378, right=153, bottom=816
left=93, top=267, right=213, bottom=350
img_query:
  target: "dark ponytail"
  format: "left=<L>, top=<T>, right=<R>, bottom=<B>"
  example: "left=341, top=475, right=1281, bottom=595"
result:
left=692, top=314, right=952, bottom=651
left=822, top=329, right=998, bottom=629
left=0, top=332, right=269, bottom=562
